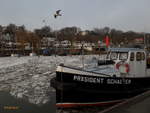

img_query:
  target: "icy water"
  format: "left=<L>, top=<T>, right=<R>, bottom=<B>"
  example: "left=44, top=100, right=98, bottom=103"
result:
left=0, top=91, right=56, bottom=113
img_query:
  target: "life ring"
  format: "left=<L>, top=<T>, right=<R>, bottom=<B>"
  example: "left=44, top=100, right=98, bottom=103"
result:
left=124, top=63, right=130, bottom=73
left=115, top=63, right=121, bottom=69
left=116, top=62, right=130, bottom=73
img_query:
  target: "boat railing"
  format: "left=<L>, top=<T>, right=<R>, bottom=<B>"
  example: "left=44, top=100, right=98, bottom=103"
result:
left=58, top=63, right=112, bottom=77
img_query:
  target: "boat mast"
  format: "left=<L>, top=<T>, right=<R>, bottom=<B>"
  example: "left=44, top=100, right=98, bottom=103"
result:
left=144, top=32, right=146, bottom=50
left=81, top=42, right=84, bottom=69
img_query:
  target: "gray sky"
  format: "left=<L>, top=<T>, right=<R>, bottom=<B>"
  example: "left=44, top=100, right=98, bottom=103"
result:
left=0, top=0, right=150, bottom=32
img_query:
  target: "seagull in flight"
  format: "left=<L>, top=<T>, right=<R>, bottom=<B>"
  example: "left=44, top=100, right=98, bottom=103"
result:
left=54, top=10, right=62, bottom=18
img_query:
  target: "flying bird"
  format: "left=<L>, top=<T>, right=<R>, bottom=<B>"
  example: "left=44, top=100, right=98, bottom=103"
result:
left=54, top=10, right=62, bottom=18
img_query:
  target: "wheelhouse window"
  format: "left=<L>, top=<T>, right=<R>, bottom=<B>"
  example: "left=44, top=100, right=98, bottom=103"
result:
left=141, top=52, right=145, bottom=60
left=119, top=52, right=128, bottom=60
left=130, top=52, right=134, bottom=61
left=106, top=51, right=110, bottom=59
left=110, top=52, right=118, bottom=60
left=136, top=52, right=142, bottom=61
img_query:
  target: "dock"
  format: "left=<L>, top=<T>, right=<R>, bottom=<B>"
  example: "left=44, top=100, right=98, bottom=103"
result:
left=99, top=90, right=150, bottom=113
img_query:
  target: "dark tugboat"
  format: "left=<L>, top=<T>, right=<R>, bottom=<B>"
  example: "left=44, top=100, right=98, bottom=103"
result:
left=51, top=48, right=150, bottom=108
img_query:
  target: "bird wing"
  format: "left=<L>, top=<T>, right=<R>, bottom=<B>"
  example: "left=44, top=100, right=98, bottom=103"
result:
left=56, top=10, right=61, bottom=14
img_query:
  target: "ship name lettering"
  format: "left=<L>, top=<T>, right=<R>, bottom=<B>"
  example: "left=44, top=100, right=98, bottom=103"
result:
left=107, top=79, right=131, bottom=84
left=107, top=79, right=122, bottom=84
left=73, top=75, right=131, bottom=84
left=73, top=75, right=104, bottom=84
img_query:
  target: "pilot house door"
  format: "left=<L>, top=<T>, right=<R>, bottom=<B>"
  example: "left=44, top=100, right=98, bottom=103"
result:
left=129, top=52, right=146, bottom=77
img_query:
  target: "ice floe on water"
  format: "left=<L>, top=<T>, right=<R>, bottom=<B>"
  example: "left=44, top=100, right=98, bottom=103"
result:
left=0, top=55, right=105, bottom=105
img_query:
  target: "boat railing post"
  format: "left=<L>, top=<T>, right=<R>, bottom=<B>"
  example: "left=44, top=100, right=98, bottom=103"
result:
left=81, top=43, right=84, bottom=69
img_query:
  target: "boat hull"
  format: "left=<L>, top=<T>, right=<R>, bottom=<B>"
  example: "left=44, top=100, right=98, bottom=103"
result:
left=51, top=70, right=150, bottom=108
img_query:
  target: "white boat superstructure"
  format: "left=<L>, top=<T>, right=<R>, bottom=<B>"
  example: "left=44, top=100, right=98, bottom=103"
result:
left=105, top=48, right=150, bottom=77
left=57, top=48, right=150, bottom=78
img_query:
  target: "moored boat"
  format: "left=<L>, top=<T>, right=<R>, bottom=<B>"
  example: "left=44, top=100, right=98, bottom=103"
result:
left=51, top=48, right=150, bottom=108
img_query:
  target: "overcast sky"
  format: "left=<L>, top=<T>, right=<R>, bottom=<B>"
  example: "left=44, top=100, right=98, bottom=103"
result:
left=0, top=0, right=150, bottom=32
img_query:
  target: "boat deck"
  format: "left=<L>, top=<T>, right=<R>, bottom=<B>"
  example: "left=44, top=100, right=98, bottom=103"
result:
left=99, top=90, right=150, bottom=113
left=84, top=65, right=117, bottom=76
